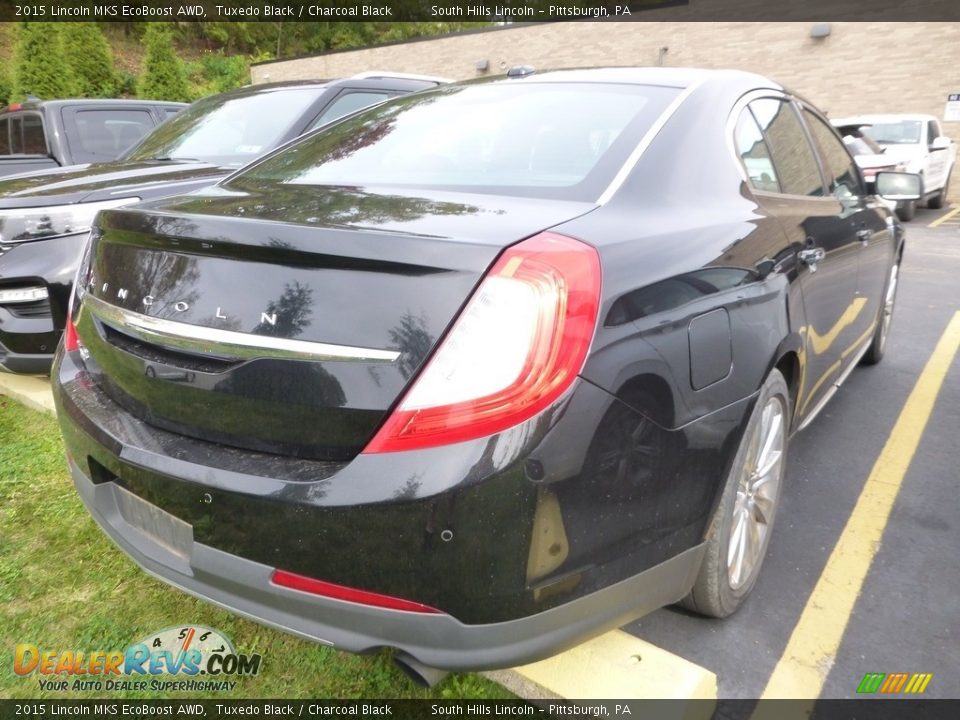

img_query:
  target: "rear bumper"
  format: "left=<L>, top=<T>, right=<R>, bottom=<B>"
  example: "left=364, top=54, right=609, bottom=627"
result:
left=69, top=458, right=702, bottom=670
left=53, top=344, right=718, bottom=670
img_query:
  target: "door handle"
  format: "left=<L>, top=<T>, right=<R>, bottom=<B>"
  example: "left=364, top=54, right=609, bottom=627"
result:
left=857, top=228, right=872, bottom=245
left=798, top=247, right=826, bottom=272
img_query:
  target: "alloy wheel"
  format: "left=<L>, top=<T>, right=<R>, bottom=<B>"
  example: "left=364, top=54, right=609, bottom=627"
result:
left=727, top=396, right=786, bottom=590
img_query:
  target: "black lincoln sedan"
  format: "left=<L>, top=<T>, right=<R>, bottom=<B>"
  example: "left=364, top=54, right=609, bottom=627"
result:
left=52, top=68, right=919, bottom=682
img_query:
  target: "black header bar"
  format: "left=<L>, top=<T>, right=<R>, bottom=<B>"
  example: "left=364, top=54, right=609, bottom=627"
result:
left=2, top=1, right=959, bottom=23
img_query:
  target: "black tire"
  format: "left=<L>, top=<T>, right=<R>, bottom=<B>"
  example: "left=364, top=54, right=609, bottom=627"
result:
left=895, top=200, right=916, bottom=222
left=680, top=369, right=790, bottom=618
left=862, top=260, right=900, bottom=365
left=927, top=172, right=950, bottom=210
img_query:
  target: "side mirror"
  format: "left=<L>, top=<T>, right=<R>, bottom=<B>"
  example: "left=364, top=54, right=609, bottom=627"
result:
left=931, top=136, right=952, bottom=151
left=876, top=171, right=922, bottom=201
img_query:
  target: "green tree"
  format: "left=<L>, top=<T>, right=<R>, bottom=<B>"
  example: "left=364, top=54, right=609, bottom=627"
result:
left=0, top=66, right=12, bottom=106
left=63, top=22, right=116, bottom=97
left=12, top=23, right=77, bottom=101
left=137, top=23, right=190, bottom=102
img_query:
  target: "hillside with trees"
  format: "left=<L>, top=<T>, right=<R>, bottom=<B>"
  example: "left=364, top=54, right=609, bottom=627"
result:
left=0, top=20, right=488, bottom=106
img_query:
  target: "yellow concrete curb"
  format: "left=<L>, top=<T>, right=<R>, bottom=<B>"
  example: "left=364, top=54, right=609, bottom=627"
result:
left=0, top=373, right=55, bottom=415
left=485, top=629, right=716, bottom=714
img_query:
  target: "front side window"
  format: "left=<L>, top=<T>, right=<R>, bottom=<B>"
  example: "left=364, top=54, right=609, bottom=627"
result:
left=310, top=91, right=393, bottom=130
left=228, top=82, right=680, bottom=201
left=749, top=98, right=824, bottom=197
left=0, top=118, right=9, bottom=155
left=803, top=109, right=863, bottom=198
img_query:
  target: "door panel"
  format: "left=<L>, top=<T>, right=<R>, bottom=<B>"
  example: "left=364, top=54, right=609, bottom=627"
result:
left=747, top=98, right=861, bottom=422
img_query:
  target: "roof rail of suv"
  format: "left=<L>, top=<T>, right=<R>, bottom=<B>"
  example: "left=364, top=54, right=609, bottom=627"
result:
left=349, top=71, right=452, bottom=85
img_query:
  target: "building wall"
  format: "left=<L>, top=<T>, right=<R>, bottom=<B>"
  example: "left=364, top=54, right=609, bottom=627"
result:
left=252, top=21, right=960, bottom=198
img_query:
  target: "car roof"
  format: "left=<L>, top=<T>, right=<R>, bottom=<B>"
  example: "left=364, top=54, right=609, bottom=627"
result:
left=5, top=98, right=187, bottom=112
left=500, top=66, right=781, bottom=90
left=833, top=114, right=938, bottom=124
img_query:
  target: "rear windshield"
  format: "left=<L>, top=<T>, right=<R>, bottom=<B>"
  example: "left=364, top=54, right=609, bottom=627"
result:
left=70, top=109, right=155, bottom=163
left=863, top=121, right=922, bottom=145
left=227, top=82, right=681, bottom=201
left=126, top=88, right=323, bottom=166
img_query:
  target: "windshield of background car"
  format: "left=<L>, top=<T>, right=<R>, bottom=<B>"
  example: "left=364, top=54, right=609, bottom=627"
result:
left=125, top=88, right=322, bottom=166
left=862, top=121, right=922, bottom=145
left=225, top=82, right=681, bottom=201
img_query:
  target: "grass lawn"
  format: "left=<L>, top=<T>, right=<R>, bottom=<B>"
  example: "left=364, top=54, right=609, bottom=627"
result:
left=0, top=397, right=513, bottom=700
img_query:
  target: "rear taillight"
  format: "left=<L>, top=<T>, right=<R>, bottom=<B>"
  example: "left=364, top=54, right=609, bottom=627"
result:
left=63, top=287, right=80, bottom=352
left=271, top=569, right=442, bottom=614
left=364, top=232, right=601, bottom=454
left=63, top=312, right=79, bottom=352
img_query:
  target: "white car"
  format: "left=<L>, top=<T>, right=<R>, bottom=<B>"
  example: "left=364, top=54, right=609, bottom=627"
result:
left=833, top=114, right=956, bottom=209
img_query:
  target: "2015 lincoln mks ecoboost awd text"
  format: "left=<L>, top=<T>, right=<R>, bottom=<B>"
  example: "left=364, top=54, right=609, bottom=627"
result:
left=53, top=69, right=920, bottom=677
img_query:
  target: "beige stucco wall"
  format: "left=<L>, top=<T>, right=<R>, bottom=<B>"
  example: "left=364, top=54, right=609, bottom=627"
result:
left=252, top=20, right=960, bottom=199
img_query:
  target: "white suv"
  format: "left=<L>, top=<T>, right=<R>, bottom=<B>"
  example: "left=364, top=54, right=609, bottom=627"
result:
left=834, top=114, right=955, bottom=209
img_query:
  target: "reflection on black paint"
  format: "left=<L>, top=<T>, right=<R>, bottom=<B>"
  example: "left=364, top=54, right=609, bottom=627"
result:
left=607, top=267, right=755, bottom=326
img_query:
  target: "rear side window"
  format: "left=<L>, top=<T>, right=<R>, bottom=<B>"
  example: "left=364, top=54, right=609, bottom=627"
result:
left=750, top=98, right=824, bottom=197
left=310, top=91, right=393, bottom=130
left=803, top=109, right=863, bottom=198
left=0, top=118, right=9, bottom=154
left=22, top=114, right=47, bottom=155
left=8, top=117, right=22, bottom=153
left=734, top=108, right=780, bottom=193
left=68, top=109, right=156, bottom=163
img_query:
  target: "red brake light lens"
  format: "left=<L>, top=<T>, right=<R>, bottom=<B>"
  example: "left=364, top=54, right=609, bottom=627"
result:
left=271, top=569, right=442, bottom=614
left=63, top=311, right=79, bottom=352
left=363, top=232, right=601, bottom=454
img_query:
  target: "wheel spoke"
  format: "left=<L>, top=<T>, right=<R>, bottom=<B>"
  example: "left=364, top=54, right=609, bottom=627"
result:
left=726, top=395, right=787, bottom=591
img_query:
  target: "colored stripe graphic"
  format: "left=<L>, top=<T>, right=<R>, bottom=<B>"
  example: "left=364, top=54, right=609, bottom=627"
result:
left=857, top=673, right=885, bottom=693
left=858, top=672, right=932, bottom=694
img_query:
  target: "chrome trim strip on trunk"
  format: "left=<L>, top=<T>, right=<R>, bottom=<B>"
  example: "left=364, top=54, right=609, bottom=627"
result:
left=82, top=294, right=400, bottom=364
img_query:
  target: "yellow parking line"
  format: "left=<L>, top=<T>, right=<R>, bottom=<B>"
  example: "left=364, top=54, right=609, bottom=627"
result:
left=757, top=311, right=960, bottom=701
left=928, top=206, right=960, bottom=227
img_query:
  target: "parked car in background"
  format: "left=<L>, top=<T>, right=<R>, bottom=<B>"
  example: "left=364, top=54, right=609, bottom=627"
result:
left=0, top=74, right=446, bottom=374
left=833, top=114, right=956, bottom=210
left=833, top=121, right=914, bottom=220
left=53, top=68, right=920, bottom=683
left=0, top=99, right=185, bottom=178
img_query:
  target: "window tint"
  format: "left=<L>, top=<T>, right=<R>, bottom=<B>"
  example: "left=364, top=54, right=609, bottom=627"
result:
left=0, top=118, right=9, bottom=155
left=71, top=109, right=156, bottom=163
left=750, top=98, right=824, bottom=197
left=8, top=117, right=23, bottom=154
left=734, top=108, right=780, bottom=192
left=231, top=83, right=681, bottom=201
left=310, top=91, right=392, bottom=130
left=22, top=114, right=47, bottom=155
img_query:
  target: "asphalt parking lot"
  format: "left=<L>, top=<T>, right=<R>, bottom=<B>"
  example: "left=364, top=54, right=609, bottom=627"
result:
left=627, top=206, right=960, bottom=699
